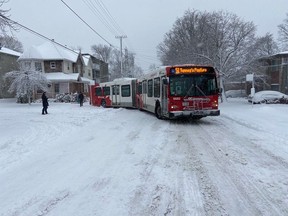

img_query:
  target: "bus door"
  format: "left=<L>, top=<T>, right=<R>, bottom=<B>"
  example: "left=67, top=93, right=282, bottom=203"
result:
left=131, top=80, right=137, bottom=107
left=112, top=85, right=120, bottom=105
left=161, top=77, right=168, bottom=115
left=142, top=80, right=147, bottom=108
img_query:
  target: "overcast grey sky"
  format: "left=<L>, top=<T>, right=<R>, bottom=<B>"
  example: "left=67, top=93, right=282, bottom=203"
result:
left=5, top=0, right=288, bottom=70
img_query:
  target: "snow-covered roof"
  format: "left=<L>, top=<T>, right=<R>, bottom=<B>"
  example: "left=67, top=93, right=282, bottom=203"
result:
left=277, top=51, right=288, bottom=55
left=45, top=72, right=94, bottom=84
left=0, top=47, right=22, bottom=57
left=82, top=55, right=90, bottom=66
left=18, top=41, right=79, bottom=62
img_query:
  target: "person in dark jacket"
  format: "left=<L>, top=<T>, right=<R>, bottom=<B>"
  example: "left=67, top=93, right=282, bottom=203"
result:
left=42, top=92, right=49, bottom=114
left=79, top=92, right=84, bottom=107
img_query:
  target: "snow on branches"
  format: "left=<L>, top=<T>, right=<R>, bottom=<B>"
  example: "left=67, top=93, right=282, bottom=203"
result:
left=4, top=69, right=49, bottom=104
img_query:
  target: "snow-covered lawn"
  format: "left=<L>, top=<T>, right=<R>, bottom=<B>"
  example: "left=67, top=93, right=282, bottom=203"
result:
left=0, top=98, right=288, bottom=216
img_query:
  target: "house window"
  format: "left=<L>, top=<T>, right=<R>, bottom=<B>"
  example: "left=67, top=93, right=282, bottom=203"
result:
left=24, top=62, right=31, bottom=70
left=50, top=62, right=56, bottom=69
left=35, top=62, right=42, bottom=71
left=55, top=83, right=59, bottom=93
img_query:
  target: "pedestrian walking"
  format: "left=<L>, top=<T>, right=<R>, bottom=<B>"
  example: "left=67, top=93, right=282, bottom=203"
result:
left=79, top=92, right=84, bottom=107
left=42, top=92, right=49, bottom=114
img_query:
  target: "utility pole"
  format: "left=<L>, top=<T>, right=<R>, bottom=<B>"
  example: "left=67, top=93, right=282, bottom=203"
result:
left=115, top=35, right=127, bottom=77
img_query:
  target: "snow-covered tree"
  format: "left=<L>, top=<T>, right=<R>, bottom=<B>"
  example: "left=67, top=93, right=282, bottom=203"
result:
left=4, top=68, right=49, bottom=104
left=0, top=35, right=23, bottom=52
left=0, top=0, right=17, bottom=34
left=92, top=44, right=143, bottom=80
left=278, top=13, right=288, bottom=49
left=157, top=10, right=277, bottom=101
left=91, top=44, right=112, bottom=63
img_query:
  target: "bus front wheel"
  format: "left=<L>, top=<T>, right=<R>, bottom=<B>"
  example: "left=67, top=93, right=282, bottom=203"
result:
left=155, top=104, right=162, bottom=119
left=101, top=100, right=106, bottom=108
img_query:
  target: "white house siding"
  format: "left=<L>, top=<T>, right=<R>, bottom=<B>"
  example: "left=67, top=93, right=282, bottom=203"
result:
left=63, top=61, right=74, bottom=73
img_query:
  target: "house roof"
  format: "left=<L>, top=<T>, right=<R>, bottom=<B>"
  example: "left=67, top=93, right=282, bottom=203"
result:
left=45, top=72, right=94, bottom=85
left=82, top=55, right=90, bottom=66
left=0, top=47, right=22, bottom=57
left=276, top=51, right=288, bottom=55
left=18, top=41, right=79, bottom=62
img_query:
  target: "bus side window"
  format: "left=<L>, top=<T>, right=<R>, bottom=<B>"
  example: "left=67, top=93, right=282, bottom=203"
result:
left=113, top=85, right=119, bottom=95
left=142, top=80, right=147, bottom=94
left=148, top=79, right=153, bottom=97
left=154, top=77, right=160, bottom=98
left=95, top=87, right=102, bottom=96
left=138, top=82, right=142, bottom=94
left=103, top=86, right=110, bottom=96
left=121, top=85, right=131, bottom=97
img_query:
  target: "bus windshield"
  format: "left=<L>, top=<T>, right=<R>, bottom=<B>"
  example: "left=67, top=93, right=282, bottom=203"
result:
left=169, top=74, right=218, bottom=97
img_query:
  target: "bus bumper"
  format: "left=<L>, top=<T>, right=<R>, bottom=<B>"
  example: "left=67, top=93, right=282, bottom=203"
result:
left=168, top=109, right=220, bottom=119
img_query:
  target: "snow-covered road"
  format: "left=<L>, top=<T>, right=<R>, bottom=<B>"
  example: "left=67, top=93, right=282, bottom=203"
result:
left=0, top=99, right=287, bottom=216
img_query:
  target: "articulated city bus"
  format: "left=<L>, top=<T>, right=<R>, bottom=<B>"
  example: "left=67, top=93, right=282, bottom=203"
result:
left=90, top=64, right=220, bottom=119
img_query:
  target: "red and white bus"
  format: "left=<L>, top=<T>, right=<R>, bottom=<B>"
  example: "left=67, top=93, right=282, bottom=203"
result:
left=90, top=64, right=220, bottom=119
left=90, top=78, right=137, bottom=108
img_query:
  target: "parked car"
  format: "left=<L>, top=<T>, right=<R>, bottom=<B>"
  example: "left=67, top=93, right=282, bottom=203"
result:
left=225, top=90, right=246, bottom=98
left=248, top=90, right=288, bottom=104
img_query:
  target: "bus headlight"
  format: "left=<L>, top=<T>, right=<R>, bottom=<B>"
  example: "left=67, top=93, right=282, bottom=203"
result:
left=171, top=105, right=179, bottom=110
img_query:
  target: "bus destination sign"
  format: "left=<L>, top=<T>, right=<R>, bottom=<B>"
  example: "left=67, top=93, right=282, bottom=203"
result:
left=174, top=67, right=208, bottom=74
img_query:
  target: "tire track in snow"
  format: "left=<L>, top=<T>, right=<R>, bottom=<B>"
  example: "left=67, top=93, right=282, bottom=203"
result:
left=194, top=118, right=288, bottom=215
left=128, top=120, right=182, bottom=216
left=171, top=121, right=228, bottom=216
left=3, top=190, right=70, bottom=216
left=128, top=120, right=211, bottom=215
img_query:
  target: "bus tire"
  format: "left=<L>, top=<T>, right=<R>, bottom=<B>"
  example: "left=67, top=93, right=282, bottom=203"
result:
left=155, top=103, right=162, bottom=119
left=101, top=100, right=106, bottom=108
left=137, top=100, right=141, bottom=110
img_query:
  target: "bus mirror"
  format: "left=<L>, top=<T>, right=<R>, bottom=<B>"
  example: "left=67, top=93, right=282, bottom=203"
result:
left=217, top=88, right=223, bottom=94
left=163, top=78, right=168, bottom=85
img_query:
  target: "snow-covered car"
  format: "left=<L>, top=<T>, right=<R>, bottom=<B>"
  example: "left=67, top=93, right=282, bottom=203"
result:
left=248, top=90, right=288, bottom=104
left=225, top=90, right=246, bottom=98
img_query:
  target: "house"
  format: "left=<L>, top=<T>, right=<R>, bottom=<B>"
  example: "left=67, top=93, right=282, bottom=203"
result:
left=82, top=54, right=109, bottom=83
left=226, top=52, right=288, bottom=96
left=0, top=46, right=21, bottom=98
left=259, top=51, right=288, bottom=94
left=17, top=41, right=95, bottom=98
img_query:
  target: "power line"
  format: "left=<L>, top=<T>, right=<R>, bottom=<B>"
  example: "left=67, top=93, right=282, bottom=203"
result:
left=0, top=14, right=79, bottom=54
left=60, top=0, right=114, bottom=47
left=94, top=0, right=126, bottom=35
left=82, top=0, right=119, bottom=36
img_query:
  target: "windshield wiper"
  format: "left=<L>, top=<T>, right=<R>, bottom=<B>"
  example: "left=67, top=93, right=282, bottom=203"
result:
left=195, top=85, right=207, bottom=97
left=184, top=84, right=195, bottom=98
